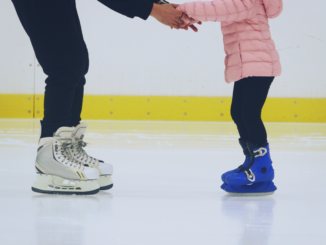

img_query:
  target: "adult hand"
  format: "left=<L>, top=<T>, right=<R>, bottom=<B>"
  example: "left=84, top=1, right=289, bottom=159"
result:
left=150, top=4, right=184, bottom=29
left=170, top=4, right=202, bottom=32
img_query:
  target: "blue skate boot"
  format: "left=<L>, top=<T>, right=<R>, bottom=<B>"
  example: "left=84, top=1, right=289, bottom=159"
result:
left=224, top=142, right=277, bottom=195
left=220, top=139, right=250, bottom=190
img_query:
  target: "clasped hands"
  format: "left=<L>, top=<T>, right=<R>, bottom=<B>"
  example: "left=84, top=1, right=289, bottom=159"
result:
left=151, top=3, right=202, bottom=32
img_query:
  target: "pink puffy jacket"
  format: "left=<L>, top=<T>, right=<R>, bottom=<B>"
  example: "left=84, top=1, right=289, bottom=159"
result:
left=177, top=0, right=283, bottom=83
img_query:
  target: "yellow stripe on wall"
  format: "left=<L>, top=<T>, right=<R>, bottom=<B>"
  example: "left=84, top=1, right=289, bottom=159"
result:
left=1, top=94, right=326, bottom=122
left=0, top=94, right=34, bottom=118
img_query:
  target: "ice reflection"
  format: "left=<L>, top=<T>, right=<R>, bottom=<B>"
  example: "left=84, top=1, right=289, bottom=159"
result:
left=32, top=193, right=112, bottom=245
left=221, top=195, right=275, bottom=245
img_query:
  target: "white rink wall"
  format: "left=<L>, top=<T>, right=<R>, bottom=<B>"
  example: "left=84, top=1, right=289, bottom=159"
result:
left=1, top=0, right=325, bottom=98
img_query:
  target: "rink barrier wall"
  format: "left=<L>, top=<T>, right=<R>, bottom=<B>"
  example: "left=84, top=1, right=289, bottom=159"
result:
left=0, top=94, right=326, bottom=122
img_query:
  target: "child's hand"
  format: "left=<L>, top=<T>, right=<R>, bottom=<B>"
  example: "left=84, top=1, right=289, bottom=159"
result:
left=181, top=14, right=202, bottom=32
left=170, top=3, right=202, bottom=32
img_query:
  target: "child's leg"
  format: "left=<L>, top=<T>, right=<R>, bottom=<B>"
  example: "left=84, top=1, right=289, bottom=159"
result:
left=230, top=79, right=249, bottom=141
left=223, top=77, right=276, bottom=194
left=221, top=78, right=251, bottom=186
left=241, top=77, right=274, bottom=146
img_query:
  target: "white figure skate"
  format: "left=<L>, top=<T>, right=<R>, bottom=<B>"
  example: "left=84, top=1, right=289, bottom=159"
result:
left=32, top=127, right=100, bottom=195
left=69, top=123, right=113, bottom=190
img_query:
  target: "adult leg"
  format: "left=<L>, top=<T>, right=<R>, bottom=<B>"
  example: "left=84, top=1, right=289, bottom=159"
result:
left=241, top=77, right=274, bottom=146
left=70, top=1, right=89, bottom=127
left=12, top=0, right=88, bottom=137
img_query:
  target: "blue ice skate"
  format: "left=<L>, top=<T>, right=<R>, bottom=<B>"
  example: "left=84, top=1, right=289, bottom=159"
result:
left=220, top=139, right=250, bottom=190
left=224, top=142, right=277, bottom=195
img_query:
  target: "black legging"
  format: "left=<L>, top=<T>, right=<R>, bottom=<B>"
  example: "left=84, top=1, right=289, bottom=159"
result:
left=231, top=76, right=274, bottom=146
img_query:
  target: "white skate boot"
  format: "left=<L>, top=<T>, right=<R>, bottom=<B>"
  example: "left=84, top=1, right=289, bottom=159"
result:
left=32, top=127, right=100, bottom=195
left=69, top=123, right=113, bottom=190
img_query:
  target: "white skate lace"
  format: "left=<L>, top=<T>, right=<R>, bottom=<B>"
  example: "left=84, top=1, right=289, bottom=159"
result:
left=241, top=147, right=267, bottom=182
left=253, top=147, right=267, bottom=157
left=244, top=169, right=255, bottom=182
left=70, top=138, right=99, bottom=166
left=53, top=135, right=83, bottom=170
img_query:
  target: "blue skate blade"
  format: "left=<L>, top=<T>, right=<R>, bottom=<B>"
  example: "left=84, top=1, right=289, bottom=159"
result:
left=221, top=183, right=227, bottom=190
left=224, top=181, right=277, bottom=195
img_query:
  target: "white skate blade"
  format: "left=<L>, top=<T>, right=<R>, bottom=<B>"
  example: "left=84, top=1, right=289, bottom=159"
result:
left=32, top=173, right=100, bottom=195
left=226, top=191, right=275, bottom=197
left=99, top=175, right=113, bottom=190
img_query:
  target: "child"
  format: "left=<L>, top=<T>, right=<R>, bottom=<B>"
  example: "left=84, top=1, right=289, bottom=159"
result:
left=177, top=0, right=283, bottom=195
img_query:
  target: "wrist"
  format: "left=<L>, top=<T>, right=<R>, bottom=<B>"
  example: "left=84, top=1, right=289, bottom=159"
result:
left=150, top=4, right=159, bottom=18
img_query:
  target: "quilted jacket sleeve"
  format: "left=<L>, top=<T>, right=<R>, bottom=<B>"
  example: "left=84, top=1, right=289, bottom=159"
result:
left=177, top=0, right=257, bottom=23
left=98, top=0, right=154, bottom=20
left=262, top=0, right=283, bottom=19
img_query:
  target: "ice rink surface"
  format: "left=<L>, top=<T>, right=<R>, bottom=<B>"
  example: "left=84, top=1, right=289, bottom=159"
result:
left=0, top=119, right=325, bottom=245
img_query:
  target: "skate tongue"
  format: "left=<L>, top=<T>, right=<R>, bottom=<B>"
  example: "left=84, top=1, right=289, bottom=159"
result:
left=73, top=123, right=88, bottom=139
left=55, top=127, right=75, bottom=138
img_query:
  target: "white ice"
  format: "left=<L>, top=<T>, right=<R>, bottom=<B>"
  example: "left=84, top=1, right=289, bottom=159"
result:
left=0, top=119, right=325, bottom=245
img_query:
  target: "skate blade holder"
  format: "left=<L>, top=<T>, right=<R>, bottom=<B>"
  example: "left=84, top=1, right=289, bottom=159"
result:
left=48, top=184, right=82, bottom=191
left=46, top=177, right=85, bottom=191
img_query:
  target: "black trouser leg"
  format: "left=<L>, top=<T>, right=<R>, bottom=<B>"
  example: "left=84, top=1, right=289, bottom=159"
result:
left=231, top=77, right=274, bottom=146
left=12, top=0, right=88, bottom=137
left=70, top=79, right=86, bottom=127
left=70, top=2, right=89, bottom=127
